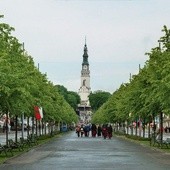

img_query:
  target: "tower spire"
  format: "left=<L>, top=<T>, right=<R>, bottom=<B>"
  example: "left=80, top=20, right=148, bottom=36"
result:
left=82, top=38, right=89, bottom=65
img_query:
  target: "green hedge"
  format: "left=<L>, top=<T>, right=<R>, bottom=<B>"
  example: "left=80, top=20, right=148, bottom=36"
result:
left=125, top=134, right=150, bottom=141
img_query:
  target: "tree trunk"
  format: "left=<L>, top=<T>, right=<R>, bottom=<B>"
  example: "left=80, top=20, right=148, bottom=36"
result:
left=135, top=119, right=138, bottom=136
left=15, top=115, right=18, bottom=143
left=45, top=120, right=47, bottom=135
left=27, top=117, right=30, bottom=136
left=36, top=119, right=38, bottom=136
left=32, top=116, right=34, bottom=135
left=148, top=122, right=151, bottom=138
left=42, top=119, right=44, bottom=135
left=38, top=120, right=40, bottom=136
left=160, top=112, right=163, bottom=146
left=143, top=118, right=145, bottom=138
left=6, top=113, right=9, bottom=146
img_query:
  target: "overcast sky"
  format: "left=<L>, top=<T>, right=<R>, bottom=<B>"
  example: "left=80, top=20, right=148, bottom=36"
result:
left=0, top=0, right=170, bottom=93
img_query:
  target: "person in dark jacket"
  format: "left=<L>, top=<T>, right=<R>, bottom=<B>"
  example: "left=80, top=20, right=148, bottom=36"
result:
left=97, top=125, right=102, bottom=137
left=107, top=124, right=113, bottom=139
left=75, top=125, right=80, bottom=137
left=102, top=124, right=107, bottom=139
left=91, top=124, right=97, bottom=137
left=86, top=124, right=91, bottom=137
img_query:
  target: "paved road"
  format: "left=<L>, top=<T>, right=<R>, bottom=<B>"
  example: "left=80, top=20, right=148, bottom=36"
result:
left=0, top=132, right=170, bottom=170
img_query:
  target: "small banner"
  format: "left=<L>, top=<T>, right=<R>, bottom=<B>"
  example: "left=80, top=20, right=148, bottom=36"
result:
left=34, top=106, right=41, bottom=120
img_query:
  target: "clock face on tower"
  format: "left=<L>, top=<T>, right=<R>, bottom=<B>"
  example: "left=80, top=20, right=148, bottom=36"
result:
left=83, top=65, right=87, bottom=69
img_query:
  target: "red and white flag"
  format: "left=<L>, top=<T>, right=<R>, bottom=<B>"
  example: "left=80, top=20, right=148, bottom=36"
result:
left=34, top=106, right=43, bottom=120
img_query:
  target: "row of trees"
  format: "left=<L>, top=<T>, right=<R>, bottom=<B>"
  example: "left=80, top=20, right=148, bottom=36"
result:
left=92, top=26, right=170, bottom=133
left=55, top=85, right=80, bottom=111
left=0, top=15, right=78, bottom=130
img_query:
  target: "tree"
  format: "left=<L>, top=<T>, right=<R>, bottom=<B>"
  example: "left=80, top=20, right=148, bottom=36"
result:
left=54, top=85, right=80, bottom=111
left=89, top=90, right=111, bottom=112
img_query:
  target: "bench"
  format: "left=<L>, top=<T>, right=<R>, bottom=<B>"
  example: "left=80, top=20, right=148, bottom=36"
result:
left=0, top=144, right=13, bottom=156
left=164, top=138, right=170, bottom=148
left=20, top=137, right=30, bottom=148
left=150, top=134, right=169, bottom=148
left=154, top=135, right=169, bottom=148
left=8, top=139, right=24, bottom=151
left=0, top=144, right=8, bottom=156
left=27, top=134, right=38, bottom=146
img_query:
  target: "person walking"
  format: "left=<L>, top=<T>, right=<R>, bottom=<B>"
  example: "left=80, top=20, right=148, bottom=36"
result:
left=91, top=124, right=97, bottom=137
left=97, top=125, right=102, bottom=137
left=84, top=125, right=88, bottom=137
left=86, top=124, right=91, bottom=137
left=107, top=124, right=113, bottom=139
left=80, top=125, right=84, bottom=137
left=102, top=124, right=107, bottom=139
left=75, top=125, right=80, bottom=137
left=84, top=124, right=91, bottom=137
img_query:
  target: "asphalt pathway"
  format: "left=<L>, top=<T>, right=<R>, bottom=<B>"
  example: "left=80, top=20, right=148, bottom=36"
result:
left=0, top=131, right=170, bottom=170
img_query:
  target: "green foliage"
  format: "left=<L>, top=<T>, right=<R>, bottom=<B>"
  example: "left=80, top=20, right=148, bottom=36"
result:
left=0, top=15, right=78, bottom=124
left=55, top=85, right=68, bottom=99
left=125, top=134, right=150, bottom=141
left=89, top=90, right=111, bottom=112
left=55, top=85, right=80, bottom=111
left=92, top=25, right=170, bottom=125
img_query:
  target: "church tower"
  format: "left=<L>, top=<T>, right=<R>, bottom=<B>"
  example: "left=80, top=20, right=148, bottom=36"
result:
left=78, top=41, right=91, bottom=123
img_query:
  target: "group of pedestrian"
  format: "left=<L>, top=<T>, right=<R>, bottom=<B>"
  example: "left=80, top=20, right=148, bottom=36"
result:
left=76, top=124, right=91, bottom=137
left=75, top=123, right=113, bottom=139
